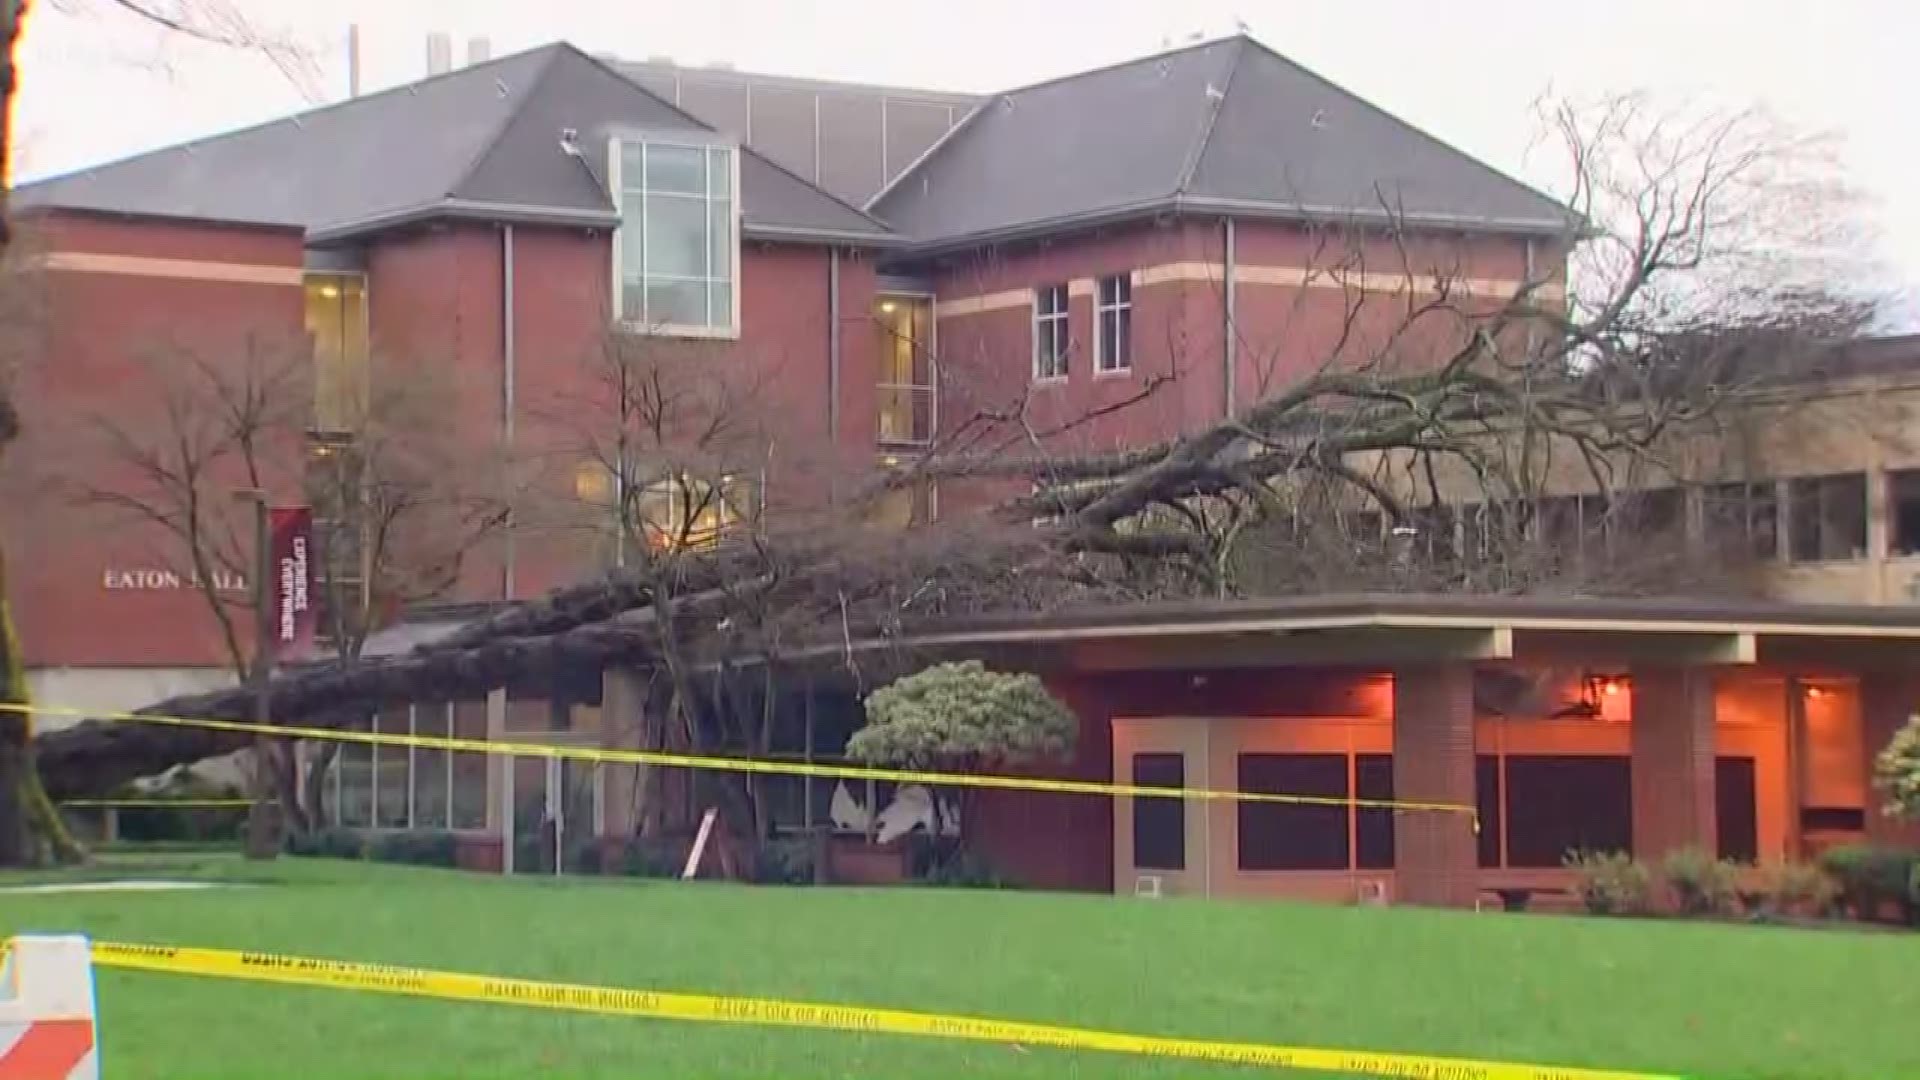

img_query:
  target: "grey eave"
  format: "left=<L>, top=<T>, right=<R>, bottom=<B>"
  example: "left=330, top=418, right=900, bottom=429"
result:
left=894, top=193, right=1574, bottom=261
left=305, top=198, right=623, bottom=245
left=742, top=222, right=904, bottom=248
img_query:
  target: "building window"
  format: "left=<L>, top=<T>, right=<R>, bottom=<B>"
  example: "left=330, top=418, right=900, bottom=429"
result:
left=1475, top=755, right=1502, bottom=868
left=1094, top=274, right=1132, bottom=374
left=1787, top=473, right=1867, bottom=563
left=1237, top=753, right=1349, bottom=871
left=633, top=473, right=754, bottom=551
left=412, top=703, right=450, bottom=830
left=1716, top=757, right=1758, bottom=864
left=305, top=273, right=368, bottom=432
left=1503, top=756, right=1632, bottom=868
left=1131, top=753, right=1185, bottom=871
left=610, top=139, right=738, bottom=336
left=450, top=700, right=490, bottom=830
left=1353, top=754, right=1395, bottom=871
left=1889, top=470, right=1920, bottom=556
left=1701, top=481, right=1779, bottom=562
left=578, top=464, right=756, bottom=553
left=1032, top=283, right=1069, bottom=381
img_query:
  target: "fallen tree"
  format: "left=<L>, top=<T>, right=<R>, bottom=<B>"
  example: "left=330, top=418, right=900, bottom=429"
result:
left=28, top=92, right=1885, bottom=814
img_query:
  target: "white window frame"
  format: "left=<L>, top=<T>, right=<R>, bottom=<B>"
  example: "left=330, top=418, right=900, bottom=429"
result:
left=1094, top=273, right=1132, bottom=374
left=607, top=134, right=742, bottom=340
left=1032, top=283, right=1070, bottom=382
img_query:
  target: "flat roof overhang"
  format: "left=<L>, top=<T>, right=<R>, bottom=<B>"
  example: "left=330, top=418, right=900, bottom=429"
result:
left=894, top=594, right=1920, bottom=674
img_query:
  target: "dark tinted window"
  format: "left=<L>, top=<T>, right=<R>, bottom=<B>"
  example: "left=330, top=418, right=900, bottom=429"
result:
left=1355, top=754, right=1395, bottom=870
left=1131, top=753, right=1185, bottom=871
left=1476, top=755, right=1503, bottom=868
left=1715, top=757, right=1758, bottom=864
left=1505, top=756, right=1632, bottom=867
left=1238, top=754, right=1348, bottom=871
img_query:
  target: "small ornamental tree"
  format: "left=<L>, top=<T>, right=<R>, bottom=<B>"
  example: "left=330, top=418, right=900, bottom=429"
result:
left=1873, top=714, right=1920, bottom=820
left=849, top=661, right=1078, bottom=853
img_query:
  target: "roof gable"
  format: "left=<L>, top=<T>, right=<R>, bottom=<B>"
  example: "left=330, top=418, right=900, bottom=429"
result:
left=871, top=34, right=1573, bottom=251
left=14, top=47, right=554, bottom=232
left=1184, top=38, right=1570, bottom=231
left=872, top=37, right=1238, bottom=248
left=15, top=44, right=894, bottom=247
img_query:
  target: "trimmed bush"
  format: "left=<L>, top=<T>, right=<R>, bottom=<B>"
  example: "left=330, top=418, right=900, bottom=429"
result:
left=104, top=775, right=248, bottom=844
left=600, top=836, right=684, bottom=879
left=1752, top=861, right=1839, bottom=921
left=284, top=826, right=366, bottom=860
left=754, top=837, right=818, bottom=886
left=1564, top=850, right=1652, bottom=916
left=367, top=830, right=459, bottom=868
left=1818, top=844, right=1917, bottom=923
left=905, top=834, right=1010, bottom=889
left=1661, top=847, right=1742, bottom=917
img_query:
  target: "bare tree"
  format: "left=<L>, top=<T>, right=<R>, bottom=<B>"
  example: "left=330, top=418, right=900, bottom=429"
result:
left=0, top=0, right=315, bottom=865
left=66, top=342, right=509, bottom=834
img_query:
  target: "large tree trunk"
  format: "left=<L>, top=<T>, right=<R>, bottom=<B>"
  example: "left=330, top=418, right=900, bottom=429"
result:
left=0, top=542, right=84, bottom=866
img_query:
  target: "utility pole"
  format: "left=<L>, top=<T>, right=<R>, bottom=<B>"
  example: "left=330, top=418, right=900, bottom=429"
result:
left=236, top=489, right=280, bottom=859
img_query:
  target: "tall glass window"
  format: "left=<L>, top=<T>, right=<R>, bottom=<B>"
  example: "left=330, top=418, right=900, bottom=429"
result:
left=612, top=140, right=738, bottom=335
left=304, top=273, right=368, bottom=431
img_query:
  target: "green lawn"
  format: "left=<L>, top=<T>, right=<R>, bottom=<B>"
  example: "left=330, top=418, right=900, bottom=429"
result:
left=2, top=855, right=1914, bottom=1079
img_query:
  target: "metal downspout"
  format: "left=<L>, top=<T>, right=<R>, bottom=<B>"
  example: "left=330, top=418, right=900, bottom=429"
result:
left=501, top=224, right=517, bottom=599
left=828, top=248, right=842, bottom=498
left=1223, top=217, right=1237, bottom=419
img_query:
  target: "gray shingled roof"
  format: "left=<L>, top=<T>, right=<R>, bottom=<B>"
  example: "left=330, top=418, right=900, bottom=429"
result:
left=871, top=35, right=1574, bottom=251
left=14, top=44, right=895, bottom=247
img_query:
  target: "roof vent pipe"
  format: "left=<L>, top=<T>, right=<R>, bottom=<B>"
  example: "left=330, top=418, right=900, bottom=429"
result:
left=426, top=32, right=453, bottom=76
left=467, top=37, right=492, bottom=65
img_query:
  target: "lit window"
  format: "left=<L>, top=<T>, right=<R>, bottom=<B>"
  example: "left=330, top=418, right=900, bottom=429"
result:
left=305, top=274, right=368, bottom=432
left=1094, top=273, right=1132, bottom=374
left=610, top=139, right=738, bottom=336
left=1032, top=283, right=1069, bottom=381
left=575, top=464, right=754, bottom=552
left=634, top=473, right=753, bottom=551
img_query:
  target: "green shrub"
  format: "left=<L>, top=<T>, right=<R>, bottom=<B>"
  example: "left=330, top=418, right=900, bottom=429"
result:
left=904, top=835, right=1009, bottom=889
left=563, top=835, right=606, bottom=876
left=754, top=837, right=818, bottom=886
left=285, top=827, right=366, bottom=860
left=1818, top=844, right=1917, bottom=922
left=1752, top=861, right=1839, bottom=920
left=1661, top=847, right=1742, bottom=917
left=367, top=830, right=459, bottom=868
left=1872, top=713, right=1920, bottom=820
left=1564, top=850, right=1652, bottom=916
left=104, top=775, right=248, bottom=844
left=601, top=837, right=683, bottom=879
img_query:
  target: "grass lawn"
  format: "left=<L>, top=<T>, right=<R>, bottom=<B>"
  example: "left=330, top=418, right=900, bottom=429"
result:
left=3, top=855, right=1915, bottom=1079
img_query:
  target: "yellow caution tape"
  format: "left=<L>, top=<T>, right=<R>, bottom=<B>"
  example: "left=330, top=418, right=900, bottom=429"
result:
left=11, top=702, right=1476, bottom=819
left=85, top=939, right=1683, bottom=1080
left=58, top=799, right=255, bottom=809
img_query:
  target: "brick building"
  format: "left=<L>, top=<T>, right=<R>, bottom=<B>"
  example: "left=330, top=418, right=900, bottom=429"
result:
left=7, top=33, right=1570, bottom=715
left=12, top=35, right=1918, bottom=902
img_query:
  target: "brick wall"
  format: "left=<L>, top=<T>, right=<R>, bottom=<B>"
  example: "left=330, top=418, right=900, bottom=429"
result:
left=1630, top=667, right=1718, bottom=860
left=1391, top=665, right=1478, bottom=906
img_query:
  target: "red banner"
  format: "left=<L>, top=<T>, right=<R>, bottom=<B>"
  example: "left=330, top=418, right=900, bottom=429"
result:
left=268, top=506, right=316, bottom=662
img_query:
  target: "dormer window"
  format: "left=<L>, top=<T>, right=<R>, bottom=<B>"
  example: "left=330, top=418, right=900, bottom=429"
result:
left=609, top=138, right=740, bottom=337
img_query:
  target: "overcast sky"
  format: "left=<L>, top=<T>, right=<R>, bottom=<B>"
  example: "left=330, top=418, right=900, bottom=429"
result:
left=14, top=0, right=1916, bottom=323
